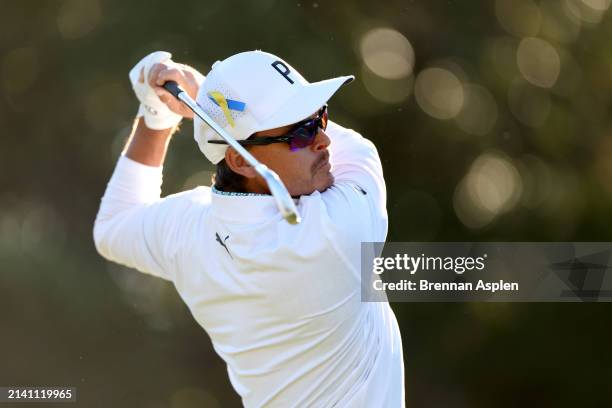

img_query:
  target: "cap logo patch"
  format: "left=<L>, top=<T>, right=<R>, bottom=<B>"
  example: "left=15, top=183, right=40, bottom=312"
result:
left=271, top=61, right=294, bottom=84
left=207, top=91, right=246, bottom=128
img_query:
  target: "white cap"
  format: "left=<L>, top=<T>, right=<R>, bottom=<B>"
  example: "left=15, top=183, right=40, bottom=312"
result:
left=194, top=50, right=354, bottom=164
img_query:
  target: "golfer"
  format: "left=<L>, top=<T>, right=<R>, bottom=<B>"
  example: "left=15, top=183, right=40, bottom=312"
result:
left=94, top=50, right=405, bottom=407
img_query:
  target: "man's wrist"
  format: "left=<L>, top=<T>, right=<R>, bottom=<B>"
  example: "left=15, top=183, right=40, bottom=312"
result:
left=136, top=104, right=183, bottom=130
left=123, top=117, right=177, bottom=167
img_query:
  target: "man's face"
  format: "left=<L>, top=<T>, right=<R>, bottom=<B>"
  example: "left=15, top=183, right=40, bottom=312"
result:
left=247, top=120, right=334, bottom=197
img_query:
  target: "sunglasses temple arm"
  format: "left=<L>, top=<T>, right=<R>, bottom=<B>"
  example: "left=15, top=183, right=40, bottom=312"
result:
left=163, top=81, right=301, bottom=225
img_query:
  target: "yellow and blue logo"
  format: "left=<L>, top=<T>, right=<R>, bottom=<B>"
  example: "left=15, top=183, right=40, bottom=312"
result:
left=207, top=91, right=246, bottom=128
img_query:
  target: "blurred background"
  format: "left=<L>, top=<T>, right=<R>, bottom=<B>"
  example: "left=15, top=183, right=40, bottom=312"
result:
left=2, top=0, right=612, bottom=406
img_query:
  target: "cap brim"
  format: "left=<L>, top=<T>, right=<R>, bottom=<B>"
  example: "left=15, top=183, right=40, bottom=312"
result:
left=255, top=75, right=354, bottom=132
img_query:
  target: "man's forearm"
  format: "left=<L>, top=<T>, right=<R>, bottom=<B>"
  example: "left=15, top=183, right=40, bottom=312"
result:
left=123, top=117, right=177, bottom=167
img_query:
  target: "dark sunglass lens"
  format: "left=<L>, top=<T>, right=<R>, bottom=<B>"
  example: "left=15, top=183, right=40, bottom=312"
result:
left=289, top=125, right=317, bottom=150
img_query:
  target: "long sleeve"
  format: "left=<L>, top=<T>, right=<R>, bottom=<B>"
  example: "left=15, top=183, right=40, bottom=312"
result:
left=322, top=120, right=388, bottom=242
left=327, top=120, right=387, bottom=215
left=93, top=155, right=206, bottom=281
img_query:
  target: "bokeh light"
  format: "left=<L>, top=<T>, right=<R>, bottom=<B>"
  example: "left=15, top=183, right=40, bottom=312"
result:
left=454, top=152, right=523, bottom=228
left=564, top=0, right=611, bottom=23
left=415, top=67, right=464, bottom=120
left=455, top=84, right=499, bottom=136
left=582, top=0, right=612, bottom=10
left=516, top=37, right=561, bottom=88
left=359, top=27, right=415, bottom=80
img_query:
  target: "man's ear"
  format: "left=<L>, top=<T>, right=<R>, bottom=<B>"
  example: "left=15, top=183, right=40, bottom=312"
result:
left=225, top=147, right=258, bottom=178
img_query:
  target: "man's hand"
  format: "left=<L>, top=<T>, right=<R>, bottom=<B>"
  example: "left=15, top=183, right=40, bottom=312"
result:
left=146, top=59, right=204, bottom=120
left=124, top=52, right=205, bottom=166
left=129, top=51, right=205, bottom=129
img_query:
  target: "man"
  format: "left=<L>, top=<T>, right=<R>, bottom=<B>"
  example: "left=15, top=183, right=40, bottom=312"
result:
left=94, top=50, right=404, bottom=407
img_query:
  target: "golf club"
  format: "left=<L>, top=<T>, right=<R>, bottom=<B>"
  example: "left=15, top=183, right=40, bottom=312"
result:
left=163, top=81, right=301, bottom=225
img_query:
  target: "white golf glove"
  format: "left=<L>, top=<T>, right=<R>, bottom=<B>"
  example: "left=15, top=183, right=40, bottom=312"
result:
left=129, top=51, right=183, bottom=130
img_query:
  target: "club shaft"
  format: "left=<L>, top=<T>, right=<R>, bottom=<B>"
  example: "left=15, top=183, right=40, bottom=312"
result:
left=163, top=81, right=300, bottom=224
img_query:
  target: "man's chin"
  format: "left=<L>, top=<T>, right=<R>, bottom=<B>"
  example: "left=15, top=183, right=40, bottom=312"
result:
left=315, top=173, right=335, bottom=193
left=292, top=173, right=334, bottom=197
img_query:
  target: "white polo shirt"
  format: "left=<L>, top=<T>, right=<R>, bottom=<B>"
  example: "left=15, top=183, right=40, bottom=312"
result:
left=94, top=121, right=405, bottom=407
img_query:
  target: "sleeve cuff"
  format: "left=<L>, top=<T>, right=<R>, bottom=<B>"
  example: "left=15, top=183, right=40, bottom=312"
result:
left=106, top=155, right=164, bottom=203
left=117, top=154, right=164, bottom=174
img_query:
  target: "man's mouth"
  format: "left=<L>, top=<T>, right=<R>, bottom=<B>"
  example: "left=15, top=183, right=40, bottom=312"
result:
left=313, top=152, right=330, bottom=173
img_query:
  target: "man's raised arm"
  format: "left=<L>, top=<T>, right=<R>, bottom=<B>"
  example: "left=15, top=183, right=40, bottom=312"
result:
left=93, top=51, right=204, bottom=280
left=323, top=120, right=388, bottom=242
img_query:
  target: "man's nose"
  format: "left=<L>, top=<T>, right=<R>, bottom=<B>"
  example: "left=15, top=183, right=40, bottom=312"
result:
left=311, top=128, right=331, bottom=151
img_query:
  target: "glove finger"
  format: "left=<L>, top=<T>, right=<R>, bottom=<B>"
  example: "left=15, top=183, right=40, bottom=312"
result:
left=155, top=88, right=172, bottom=103
left=148, top=63, right=167, bottom=89
left=129, top=51, right=172, bottom=88
left=143, top=52, right=173, bottom=87
left=154, top=67, right=184, bottom=86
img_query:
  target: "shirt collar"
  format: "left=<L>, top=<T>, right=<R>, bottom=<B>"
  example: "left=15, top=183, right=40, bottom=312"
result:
left=210, top=186, right=300, bottom=223
left=211, top=185, right=269, bottom=197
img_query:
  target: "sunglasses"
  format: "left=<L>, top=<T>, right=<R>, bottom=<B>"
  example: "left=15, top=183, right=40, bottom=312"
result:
left=208, top=105, right=328, bottom=151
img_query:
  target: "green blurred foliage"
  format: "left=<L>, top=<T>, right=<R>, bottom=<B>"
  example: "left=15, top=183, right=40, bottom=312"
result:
left=2, top=0, right=612, bottom=406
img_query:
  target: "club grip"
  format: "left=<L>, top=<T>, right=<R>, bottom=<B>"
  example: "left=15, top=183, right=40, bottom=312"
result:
left=163, top=81, right=184, bottom=98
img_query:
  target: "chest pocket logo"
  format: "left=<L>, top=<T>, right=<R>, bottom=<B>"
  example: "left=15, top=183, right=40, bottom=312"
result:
left=215, top=232, right=233, bottom=259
